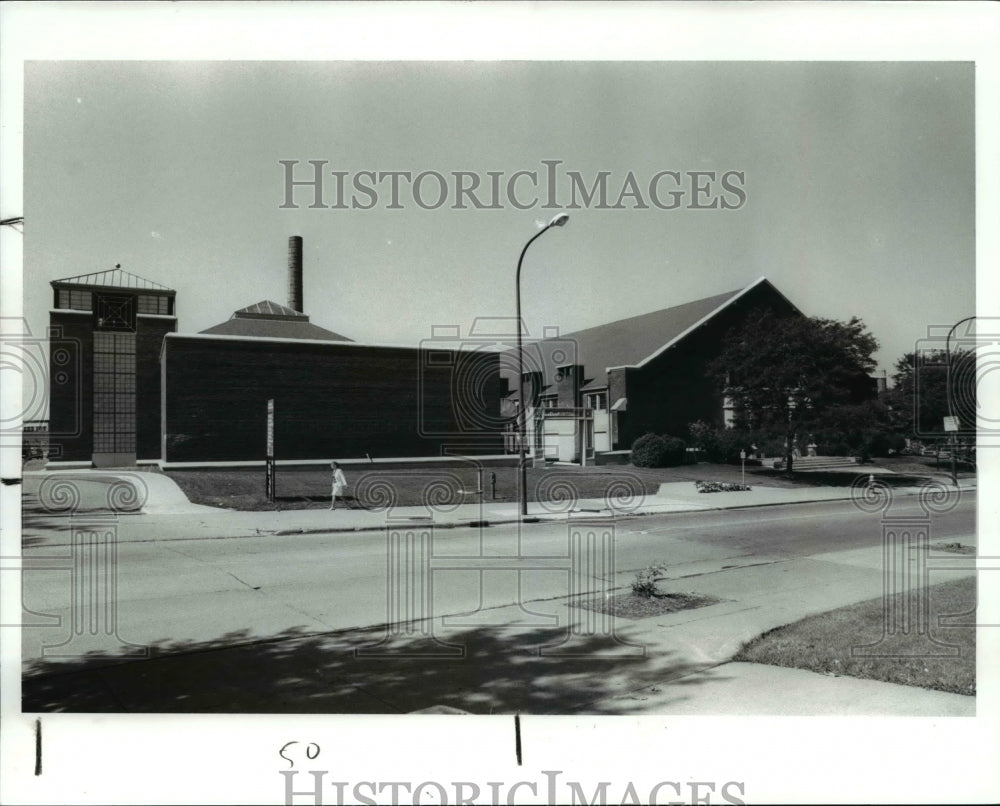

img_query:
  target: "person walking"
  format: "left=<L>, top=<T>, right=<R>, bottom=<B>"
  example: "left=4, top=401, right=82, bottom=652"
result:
left=330, top=461, right=347, bottom=510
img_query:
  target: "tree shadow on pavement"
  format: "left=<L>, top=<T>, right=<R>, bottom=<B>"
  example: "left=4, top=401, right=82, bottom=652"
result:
left=21, top=521, right=69, bottom=547
left=22, top=622, right=728, bottom=715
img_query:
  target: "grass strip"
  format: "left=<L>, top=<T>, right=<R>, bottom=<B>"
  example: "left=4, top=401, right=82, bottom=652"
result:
left=734, top=576, right=975, bottom=695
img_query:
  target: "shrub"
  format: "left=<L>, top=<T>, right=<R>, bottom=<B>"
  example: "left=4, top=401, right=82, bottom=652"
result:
left=865, top=431, right=907, bottom=458
left=631, top=433, right=667, bottom=467
left=816, top=438, right=851, bottom=457
left=754, top=436, right=787, bottom=458
left=686, top=421, right=752, bottom=463
left=660, top=435, right=687, bottom=467
left=717, top=429, right=751, bottom=464
left=632, top=565, right=666, bottom=598
left=687, top=421, right=719, bottom=458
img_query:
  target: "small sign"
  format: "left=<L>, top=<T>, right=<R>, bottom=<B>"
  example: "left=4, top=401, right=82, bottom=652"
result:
left=266, top=399, right=275, bottom=501
left=267, top=399, right=275, bottom=457
left=740, top=450, right=746, bottom=460
left=943, top=416, right=960, bottom=432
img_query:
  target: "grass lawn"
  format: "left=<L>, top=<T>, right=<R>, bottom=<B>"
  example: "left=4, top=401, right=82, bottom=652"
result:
left=165, top=464, right=664, bottom=511
left=164, top=461, right=820, bottom=510
left=163, top=456, right=956, bottom=511
left=734, top=576, right=976, bottom=695
left=875, top=454, right=975, bottom=480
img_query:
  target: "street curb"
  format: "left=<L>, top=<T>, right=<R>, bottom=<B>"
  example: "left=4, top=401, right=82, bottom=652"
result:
left=264, top=484, right=976, bottom=538
left=24, top=484, right=971, bottom=546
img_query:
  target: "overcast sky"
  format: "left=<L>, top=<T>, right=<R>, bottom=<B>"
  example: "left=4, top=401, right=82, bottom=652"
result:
left=24, top=60, right=974, bottom=374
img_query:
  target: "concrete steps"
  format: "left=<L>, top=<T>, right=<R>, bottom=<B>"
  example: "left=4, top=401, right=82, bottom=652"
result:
left=774, top=455, right=859, bottom=472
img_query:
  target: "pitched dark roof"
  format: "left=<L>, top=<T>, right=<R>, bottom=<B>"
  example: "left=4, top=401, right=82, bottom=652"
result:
left=200, top=299, right=353, bottom=341
left=565, top=287, right=744, bottom=379
left=52, top=268, right=173, bottom=291
left=509, top=277, right=800, bottom=393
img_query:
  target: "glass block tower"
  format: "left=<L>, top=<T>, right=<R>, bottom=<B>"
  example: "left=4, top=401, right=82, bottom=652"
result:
left=49, top=267, right=176, bottom=466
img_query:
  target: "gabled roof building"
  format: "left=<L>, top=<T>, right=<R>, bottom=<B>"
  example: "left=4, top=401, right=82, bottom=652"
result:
left=46, top=236, right=830, bottom=470
left=503, top=277, right=803, bottom=463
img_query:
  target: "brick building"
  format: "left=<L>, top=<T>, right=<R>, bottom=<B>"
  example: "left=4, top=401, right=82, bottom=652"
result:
left=48, top=267, right=176, bottom=465
left=48, top=245, right=866, bottom=468
left=48, top=238, right=504, bottom=467
left=161, top=302, right=504, bottom=463
left=503, top=277, right=805, bottom=464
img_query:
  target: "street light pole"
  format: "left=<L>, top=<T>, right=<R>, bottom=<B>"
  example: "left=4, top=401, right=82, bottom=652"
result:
left=945, top=315, right=976, bottom=487
left=516, top=213, right=570, bottom=518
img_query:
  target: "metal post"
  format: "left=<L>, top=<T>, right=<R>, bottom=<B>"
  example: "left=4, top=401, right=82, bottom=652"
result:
left=266, top=399, right=275, bottom=501
left=945, top=316, right=975, bottom=487
left=515, top=213, right=569, bottom=518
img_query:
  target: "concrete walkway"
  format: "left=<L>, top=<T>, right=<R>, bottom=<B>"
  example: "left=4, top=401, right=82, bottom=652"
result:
left=20, top=540, right=976, bottom=716
left=19, top=470, right=978, bottom=716
left=22, top=469, right=219, bottom=515
left=21, top=469, right=977, bottom=543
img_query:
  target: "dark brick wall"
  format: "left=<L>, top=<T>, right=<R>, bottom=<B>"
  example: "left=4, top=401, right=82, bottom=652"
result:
left=163, top=338, right=505, bottom=462
left=136, top=317, right=175, bottom=459
left=523, top=371, right=543, bottom=408
left=47, top=312, right=174, bottom=462
left=47, top=314, right=92, bottom=461
left=556, top=365, right=583, bottom=408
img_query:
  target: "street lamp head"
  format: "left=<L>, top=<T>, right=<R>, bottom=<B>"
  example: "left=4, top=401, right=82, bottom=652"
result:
left=548, top=212, right=570, bottom=228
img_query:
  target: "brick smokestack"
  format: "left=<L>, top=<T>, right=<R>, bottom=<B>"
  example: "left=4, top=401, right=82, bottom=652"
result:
left=287, top=235, right=303, bottom=313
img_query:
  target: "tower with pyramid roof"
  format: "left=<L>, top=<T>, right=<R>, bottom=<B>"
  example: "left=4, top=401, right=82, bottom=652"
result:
left=49, top=266, right=177, bottom=465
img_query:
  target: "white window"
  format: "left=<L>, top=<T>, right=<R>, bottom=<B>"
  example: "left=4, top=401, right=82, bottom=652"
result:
left=723, top=394, right=736, bottom=428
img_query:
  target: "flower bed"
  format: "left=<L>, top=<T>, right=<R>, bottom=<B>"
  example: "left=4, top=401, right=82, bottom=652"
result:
left=694, top=480, right=752, bottom=493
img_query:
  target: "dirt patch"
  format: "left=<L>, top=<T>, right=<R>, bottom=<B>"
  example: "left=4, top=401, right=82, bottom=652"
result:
left=573, top=591, right=724, bottom=620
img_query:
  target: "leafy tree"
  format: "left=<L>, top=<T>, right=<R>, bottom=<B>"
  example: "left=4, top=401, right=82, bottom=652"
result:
left=886, top=349, right=976, bottom=439
left=819, top=399, right=901, bottom=458
left=709, top=310, right=878, bottom=473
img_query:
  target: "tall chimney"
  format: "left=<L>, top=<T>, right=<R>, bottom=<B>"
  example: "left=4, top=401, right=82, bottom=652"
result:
left=287, top=235, right=303, bottom=313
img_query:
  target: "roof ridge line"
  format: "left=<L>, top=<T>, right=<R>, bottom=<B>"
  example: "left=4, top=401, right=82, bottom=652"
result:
left=606, top=277, right=794, bottom=371
left=561, top=284, right=745, bottom=340
left=52, top=267, right=173, bottom=290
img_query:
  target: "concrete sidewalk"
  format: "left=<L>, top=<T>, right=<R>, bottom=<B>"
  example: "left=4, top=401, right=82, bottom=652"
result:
left=20, top=469, right=977, bottom=715
left=22, top=469, right=219, bottom=515
left=21, top=470, right=977, bottom=545
left=20, top=540, right=976, bottom=716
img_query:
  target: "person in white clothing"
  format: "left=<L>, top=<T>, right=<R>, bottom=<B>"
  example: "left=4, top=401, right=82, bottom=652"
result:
left=330, top=461, right=347, bottom=510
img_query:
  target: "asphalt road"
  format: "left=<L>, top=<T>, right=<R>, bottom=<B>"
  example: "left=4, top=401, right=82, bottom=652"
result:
left=19, top=494, right=975, bottom=675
